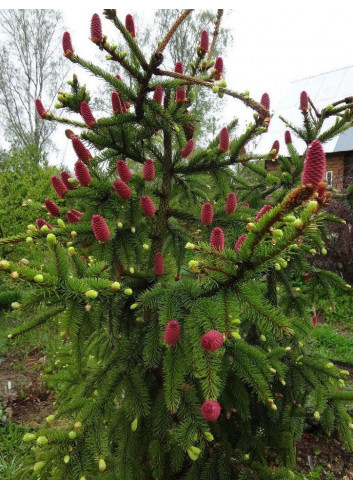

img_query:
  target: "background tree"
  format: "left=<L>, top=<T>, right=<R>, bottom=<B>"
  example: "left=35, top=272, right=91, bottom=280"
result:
left=0, top=10, right=68, bottom=154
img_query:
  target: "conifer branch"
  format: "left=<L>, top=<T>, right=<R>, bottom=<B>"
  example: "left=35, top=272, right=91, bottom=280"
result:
left=156, top=10, right=194, bottom=54
left=207, top=10, right=223, bottom=61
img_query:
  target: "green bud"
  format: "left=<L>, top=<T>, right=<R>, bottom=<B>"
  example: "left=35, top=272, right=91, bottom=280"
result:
left=338, top=379, right=345, bottom=388
left=273, top=229, right=283, bottom=238
left=307, top=200, right=318, bottom=213
left=110, top=282, right=121, bottom=291
left=124, top=288, right=133, bottom=296
left=269, top=367, right=277, bottom=374
left=41, top=225, right=49, bottom=232
left=188, top=260, right=199, bottom=268
left=349, top=423, right=353, bottom=430
left=203, top=431, right=214, bottom=442
left=11, top=302, right=21, bottom=309
left=260, top=335, right=266, bottom=342
left=185, top=242, right=196, bottom=250
left=46, top=415, right=55, bottom=423
left=64, top=455, right=70, bottom=464
left=26, top=237, right=33, bottom=244
left=69, top=431, right=77, bottom=439
left=326, top=362, right=334, bottom=368
left=74, top=422, right=82, bottom=430
left=309, top=249, right=316, bottom=255
left=231, top=331, right=241, bottom=340
left=212, top=85, right=219, bottom=93
left=0, top=260, right=10, bottom=269
left=290, top=244, right=298, bottom=249
left=278, top=258, right=287, bottom=268
left=36, top=436, right=49, bottom=446
left=143, top=243, right=149, bottom=250
left=231, top=318, right=241, bottom=325
left=281, top=379, right=286, bottom=386
left=283, top=215, right=296, bottom=223
left=99, top=458, right=106, bottom=472
left=85, top=290, right=98, bottom=299
left=340, top=370, right=349, bottom=377
left=131, top=418, right=138, bottom=431
left=117, top=221, right=123, bottom=228
left=187, top=448, right=199, bottom=461
left=130, top=303, right=139, bottom=310
left=321, top=248, right=327, bottom=255
left=219, top=80, right=227, bottom=88
left=23, top=433, right=37, bottom=442
left=129, top=267, right=134, bottom=274
left=293, top=219, right=303, bottom=229
left=246, top=222, right=256, bottom=232
left=275, top=262, right=281, bottom=271
left=33, top=461, right=46, bottom=473
left=243, top=454, right=250, bottom=461
left=189, top=445, right=201, bottom=456
left=27, top=224, right=36, bottom=231
left=47, top=233, right=56, bottom=244
left=34, top=274, right=44, bottom=283
left=314, top=411, right=320, bottom=421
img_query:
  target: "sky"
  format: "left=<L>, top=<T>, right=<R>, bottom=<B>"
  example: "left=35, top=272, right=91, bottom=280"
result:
left=3, top=3, right=353, bottom=167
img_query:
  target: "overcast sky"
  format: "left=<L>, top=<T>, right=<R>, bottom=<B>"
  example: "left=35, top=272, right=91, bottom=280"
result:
left=7, top=3, right=353, bottom=167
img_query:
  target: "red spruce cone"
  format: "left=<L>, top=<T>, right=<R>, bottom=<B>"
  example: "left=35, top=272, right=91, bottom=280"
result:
left=210, top=227, right=224, bottom=251
left=154, top=252, right=165, bottom=276
left=219, top=127, right=230, bottom=152
left=111, top=92, right=123, bottom=114
left=62, top=32, right=74, bottom=58
left=35, top=99, right=46, bottom=118
left=254, top=204, right=273, bottom=223
left=225, top=193, right=237, bottom=215
left=243, top=203, right=249, bottom=208
left=72, top=138, right=92, bottom=162
left=44, top=199, right=60, bottom=217
left=200, top=330, right=224, bottom=351
left=284, top=130, right=292, bottom=145
left=181, top=140, right=194, bottom=158
left=234, top=234, right=246, bottom=252
left=153, top=86, right=163, bottom=105
left=115, top=74, right=122, bottom=81
left=201, top=400, right=221, bottom=421
left=66, top=210, right=81, bottom=224
left=270, top=140, right=280, bottom=158
left=200, top=30, right=209, bottom=53
left=140, top=195, right=156, bottom=217
left=304, top=272, right=312, bottom=282
left=61, top=171, right=74, bottom=190
left=301, top=140, right=326, bottom=187
left=174, top=62, right=184, bottom=74
left=164, top=320, right=180, bottom=345
left=70, top=209, right=83, bottom=218
left=51, top=176, right=68, bottom=199
left=201, top=203, right=214, bottom=225
left=90, top=13, right=103, bottom=43
left=260, top=93, right=270, bottom=110
left=116, top=160, right=132, bottom=183
left=312, top=315, right=318, bottom=328
left=74, top=160, right=92, bottom=186
left=143, top=159, right=155, bottom=181
left=125, top=14, right=136, bottom=37
left=91, top=214, right=110, bottom=242
left=176, top=87, right=187, bottom=103
left=300, top=91, right=309, bottom=111
left=80, top=102, right=96, bottom=128
left=36, top=218, right=53, bottom=230
left=214, top=57, right=223, bottom=75
left=113, top=180, right=131, bottom=200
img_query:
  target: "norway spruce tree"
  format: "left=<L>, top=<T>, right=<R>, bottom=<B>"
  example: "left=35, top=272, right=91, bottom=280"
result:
left=2, top=9, right=353, bottom=480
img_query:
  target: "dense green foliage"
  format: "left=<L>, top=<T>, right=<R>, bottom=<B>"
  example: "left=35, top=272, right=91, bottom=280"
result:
left=1, top=9, right=353, bottom=480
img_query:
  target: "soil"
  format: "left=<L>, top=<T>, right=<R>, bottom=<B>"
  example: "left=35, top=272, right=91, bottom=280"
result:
left=295, top=433, right=353, bottom=480
left=0, top=346, right=54, bottom=427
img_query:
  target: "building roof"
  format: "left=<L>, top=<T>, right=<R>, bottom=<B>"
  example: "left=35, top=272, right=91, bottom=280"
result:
left=255, top=66, right=353, bottom=156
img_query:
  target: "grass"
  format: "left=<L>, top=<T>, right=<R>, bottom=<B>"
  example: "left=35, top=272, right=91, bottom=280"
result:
left=312, top=323, right=353, bottom=364
left=0, top=422, right=29, bottom=480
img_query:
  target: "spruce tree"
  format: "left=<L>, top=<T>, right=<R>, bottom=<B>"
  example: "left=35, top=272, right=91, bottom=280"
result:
left=2, top=9, right=353, bottom=480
